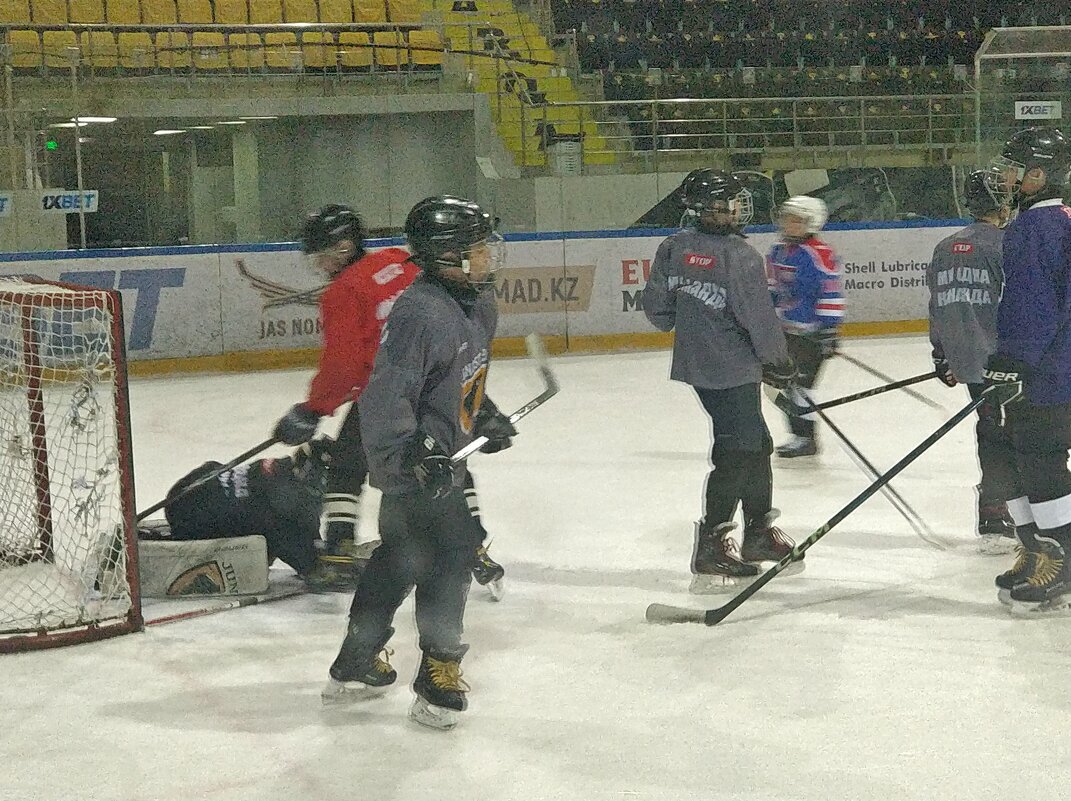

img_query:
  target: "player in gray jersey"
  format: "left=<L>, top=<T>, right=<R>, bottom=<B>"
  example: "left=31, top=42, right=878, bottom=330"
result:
left=927, top=168, right=1018, bottom=554
left=322, top=196, right=514, bottom=730
left=643, top=170, right=798, bottom=593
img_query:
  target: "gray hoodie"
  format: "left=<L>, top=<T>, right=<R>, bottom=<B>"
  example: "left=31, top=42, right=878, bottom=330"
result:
left=643, top=228, right=789, bottom=389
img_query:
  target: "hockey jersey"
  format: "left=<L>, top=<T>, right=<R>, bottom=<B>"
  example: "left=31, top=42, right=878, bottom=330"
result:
left=643, top=228, right=789, bottom=390
left=927, top=221, right=1004, bottom=385
left=358, top=275, right=498, bottom=495
left=996, top=199, right=1071, bottom=405
left=766, top=236, right=845, bottom=333
left=305, top=246, right=419, bottom=416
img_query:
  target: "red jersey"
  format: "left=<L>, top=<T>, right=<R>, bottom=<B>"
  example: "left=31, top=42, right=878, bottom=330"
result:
left=305, top=246, right=419, bottom=415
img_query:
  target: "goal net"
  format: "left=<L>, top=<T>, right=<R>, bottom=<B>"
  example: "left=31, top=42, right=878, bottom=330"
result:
left=0, top=277, right=140, bottom=652
left=975, top=26, right=1071, bottom=166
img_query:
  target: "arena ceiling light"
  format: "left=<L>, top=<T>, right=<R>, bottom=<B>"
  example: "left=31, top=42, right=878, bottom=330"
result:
left=49, top=121, right=88, bottom=128
left=238, top=116, right=277, bottom=120
left=71, top=116, right=117, bottom=124
left=153, top=129, right=187, bottom=135
left=189, top=125, right=216, bottom=130
left=216, top=120, right=247, bottom=125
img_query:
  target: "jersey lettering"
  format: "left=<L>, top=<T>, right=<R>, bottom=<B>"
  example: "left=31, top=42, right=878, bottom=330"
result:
left=684, top=253, right=715, bottom=268
left=951, top=242, right=973, bottom=254
left=459, top=362, right=488, bottom=435
left=372, top=262, right=405, bottom=285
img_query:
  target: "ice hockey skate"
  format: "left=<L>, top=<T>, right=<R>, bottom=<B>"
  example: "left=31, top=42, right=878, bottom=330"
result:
left=689, top=522, right=760, bottom=594
left=977, top=503, right=1018, bottom=556
left=408, top=648, right=469, bottom=730
left=321, top=626, right=397, bottom=705
left=1007, top=532, right=1071, bottom=615
left=742, top=512, right=804, bottom=576
left=471, top=544, right=505, bottom=600
left=776, top=435, right=817, bottom=458
left=996, top=525, right=1040, bottom=605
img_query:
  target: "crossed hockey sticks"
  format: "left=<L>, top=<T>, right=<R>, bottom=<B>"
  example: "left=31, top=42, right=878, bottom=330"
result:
left=646, top=392, right=987, bottom=626
left=236, top=259, right=326, bottom=309
left=837, top=353, right=944, bottom=412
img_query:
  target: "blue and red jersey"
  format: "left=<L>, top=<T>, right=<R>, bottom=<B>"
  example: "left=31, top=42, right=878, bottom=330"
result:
left=766, top=236, right=845, bottom=333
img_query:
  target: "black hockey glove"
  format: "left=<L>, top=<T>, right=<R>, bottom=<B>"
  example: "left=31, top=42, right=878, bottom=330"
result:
left=980, top=354, right=1026, bottom=426
left=932, top=352, right=957, bottom=388
left=273, top=403, right=320, bottom=446
left=474, top=398, right=518, bottom=455
left=407, top=433, right=454, bottom=499
left=813, top=328, right=840, bottom=358
left=762, top=359, right=798, bottom=391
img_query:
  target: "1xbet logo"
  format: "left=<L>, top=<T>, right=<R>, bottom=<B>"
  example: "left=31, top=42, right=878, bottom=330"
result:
left=59, top=268, right=185, bottom=350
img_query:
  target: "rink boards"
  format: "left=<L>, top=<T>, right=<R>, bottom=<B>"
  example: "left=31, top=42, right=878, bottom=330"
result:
left=0, top=220, right=962, bottom=371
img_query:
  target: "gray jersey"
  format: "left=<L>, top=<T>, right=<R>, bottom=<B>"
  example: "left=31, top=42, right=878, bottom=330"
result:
left=643, top=228, right=789, bottom=389
left=358, top=276, right=495, bottom=495
left=927, top=222, right=1004, bottom=384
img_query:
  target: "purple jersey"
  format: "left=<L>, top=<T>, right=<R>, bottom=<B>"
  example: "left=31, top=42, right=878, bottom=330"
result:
left=997, top=199, right=1071, bottom=405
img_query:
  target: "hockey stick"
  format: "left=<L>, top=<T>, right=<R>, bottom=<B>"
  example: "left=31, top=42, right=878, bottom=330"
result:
left=795, top=387, right=948, bottom=551
left=450, top=333, right=560, bottom=463
left=837, top=353, right=943, bottom=411
left=809, top=372, right=938, bottom=412
left=645, top=392, right=986, bottom=626
left=144, top=585, right=307, bottom=627
left=136, top=437, right=280, bottom=522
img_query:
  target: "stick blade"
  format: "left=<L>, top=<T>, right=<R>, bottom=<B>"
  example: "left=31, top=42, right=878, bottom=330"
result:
left=525, top=333, right=560, bottom=396
left=645, top=603, right=708, bottom=624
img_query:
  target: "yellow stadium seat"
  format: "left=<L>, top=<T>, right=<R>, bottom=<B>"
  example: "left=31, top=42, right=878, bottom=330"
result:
left=192, top=31, right=227, bottom=68
left=141, top=0, right=177, bottom=23
left=283, top=0, right=317, bottom=21
left=177, top=0, right=212, bottom=22
left=318, top=0, right=352, bottom=22
left=249, top=0, right=283, bottom=23
left=386, top=0, right=418, bottom=22
left=372, top=30, right=404, bottom=67
left=82, top=31, right=118, bottom=66
left=31, top=0, right=66, bottom=20
left=107, top=0, right=152, bottom=67
left=214, top=0, right=248, bottom=22
left=0, top=0, right=31, bottom=21
left=8, top=31, right=42, bottom=67
left=338, top=30, right=371, bottom=67
left=69, top=0, right=104, bottom=22
left=156, top=31, right=192, bottom=68
left=352, top=0, right=385, bottom=22
left=301, top=32, right=335, bottom=68
left=264, top=32, right=299, bottom=68
left=408, top=29, right=442, bottom=67
left=35, top=0, right=78, bottom=67
left=106, top=0, right=140, bottom=21
left=227, top=33, right=265, bottom=68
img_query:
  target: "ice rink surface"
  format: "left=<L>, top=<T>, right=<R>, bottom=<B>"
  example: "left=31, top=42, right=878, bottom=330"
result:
left=6, top=335, right=1071, bottom=801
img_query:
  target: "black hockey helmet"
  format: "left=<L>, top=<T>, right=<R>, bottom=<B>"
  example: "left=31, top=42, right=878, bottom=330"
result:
left=404, top=195, right=502, bottom=289
left=300, top=204, right=366, bottom=255
left=681, top=169, right=754, bottom=228
left=987, top=127, right=1071, bottom=207
left=963, top=168, right=1005, bottom=218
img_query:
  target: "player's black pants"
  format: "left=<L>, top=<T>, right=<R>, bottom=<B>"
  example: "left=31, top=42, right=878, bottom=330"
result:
left=695, top=382, right=774, bottom=529
left=323, top=405, right=370, bottom=546
left=784, top=333, right=828, bottom=439
left=347, top=487, right=482, bottom=654
left=1003, top=399, right=1071, bottom=527
left=967, top=384, right=1020, bottom=508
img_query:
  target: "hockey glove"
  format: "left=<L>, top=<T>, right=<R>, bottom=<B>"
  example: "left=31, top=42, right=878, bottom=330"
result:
left=814, top=328, right=840, bottom=358
left=761, top=359, right=798, bottom=391
left=273, top=403, right=320, bottom=446
left=407, top=433, right=454, bottom=499
left=474, top=397, right=518, bottom=455
left=932, top=352, right=958, bottom=388
left=981, top=355, right=1026, bottom=426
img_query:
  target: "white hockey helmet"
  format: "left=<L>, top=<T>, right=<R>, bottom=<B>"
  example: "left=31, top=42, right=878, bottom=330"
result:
left=778, top=195, right=828, bottom=234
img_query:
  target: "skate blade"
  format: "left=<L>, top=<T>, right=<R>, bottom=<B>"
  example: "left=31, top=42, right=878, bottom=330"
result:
left=997, top=588, right=1012, bottom=606
left=408, top=696, right=461, bottom=730
left=978, top=536, right=1019, bottom=556
left=320, top=678, right=390, bottom=706
left=689, top=573, right=756, bottom=595
left=1007, top=595, right=1071, bottom=617
left=486, top=578, right=504, bottom=602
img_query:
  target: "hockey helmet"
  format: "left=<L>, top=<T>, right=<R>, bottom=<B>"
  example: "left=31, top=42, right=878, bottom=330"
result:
left=681, top=169, right=754, bottom=227
left=300, top=204, right=366, bottom=255
left=404, top=195, right=503, bottom=290
left=962, top=167, right=1006, bottom=219
left=987, top=127, right=1071, bottom=207
left=778, top=195, right=828, bottom=236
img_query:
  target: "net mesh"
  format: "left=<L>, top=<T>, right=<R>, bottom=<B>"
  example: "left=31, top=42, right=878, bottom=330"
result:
left=0, top=279, right=134, bottom=641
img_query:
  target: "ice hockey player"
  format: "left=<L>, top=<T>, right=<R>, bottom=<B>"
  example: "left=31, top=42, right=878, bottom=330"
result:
left=765, top=195, right=844, bottom=457
left=641, top=169, right=800, bottom=594
left=141, top=438, right=356, bottom=591
left=271, top=205, right=416, bottom=563
left=926, top=168, right=1017, bottom=555
left=982, top=126, right=1071, bottom=612
left=323, top=195, right=513, bottom=729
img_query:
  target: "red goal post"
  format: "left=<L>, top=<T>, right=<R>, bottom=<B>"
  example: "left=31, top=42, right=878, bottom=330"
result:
left=0, top=276, right=141, bottom=652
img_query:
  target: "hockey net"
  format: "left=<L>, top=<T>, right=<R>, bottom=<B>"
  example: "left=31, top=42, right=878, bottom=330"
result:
left=0, top=277, right=140, bottom=652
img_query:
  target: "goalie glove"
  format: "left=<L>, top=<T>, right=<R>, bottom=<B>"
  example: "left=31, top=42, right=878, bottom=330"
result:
left=406, top=433, right=454, bottom=499
left=273, top=403, right=320, bottom=446
left=474, top=397, right=518, bottom=455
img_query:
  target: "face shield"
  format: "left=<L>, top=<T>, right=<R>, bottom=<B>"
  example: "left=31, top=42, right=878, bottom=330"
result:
left=986, top=155, right=1025, bottom=206
left=306, top=242, right=355, bottom=278
left=459, top=231, right=505, bottom=290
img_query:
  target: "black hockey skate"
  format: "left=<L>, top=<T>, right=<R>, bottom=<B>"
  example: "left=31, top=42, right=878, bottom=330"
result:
left=690, top=522, right=760, bottom=594
left=1008, top=529, right=1071, bottom=614
left=303, top=553, right=364, bottom=593
left=409, top=647, right=470, bottom=730
left=978, top=502, right=1018, bottom=556
left=471, top=545, right=505, bottom=601
left=322, top=625, right=397, bottom=705
left=996, top=524, right=1040, bottom=605
left=742, top=512, right=804, bottom=576
left=776, top=435, right=817, bottom=459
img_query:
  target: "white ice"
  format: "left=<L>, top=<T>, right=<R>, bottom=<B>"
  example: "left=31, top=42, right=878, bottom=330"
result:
left=6, top=335, right=1071, bottom=801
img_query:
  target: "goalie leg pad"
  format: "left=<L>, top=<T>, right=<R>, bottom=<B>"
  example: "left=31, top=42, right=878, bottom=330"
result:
left=138, top=535, right=269, bottom=597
